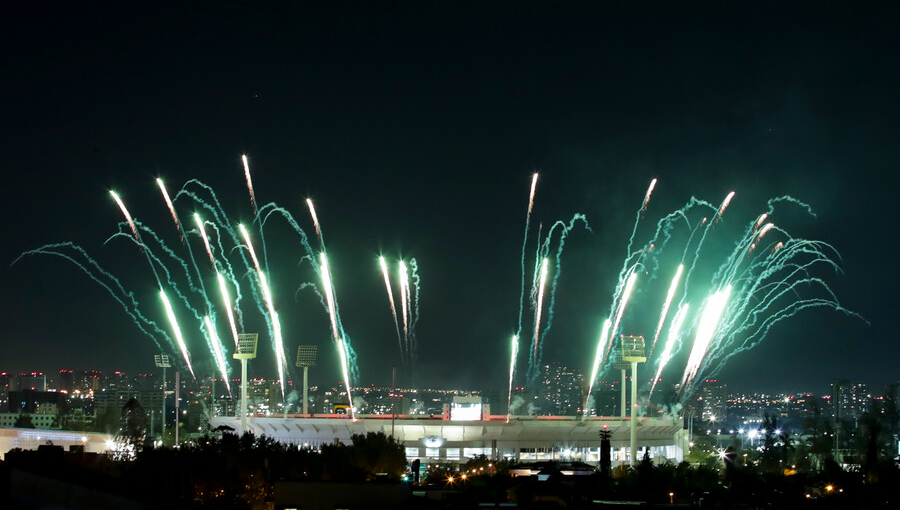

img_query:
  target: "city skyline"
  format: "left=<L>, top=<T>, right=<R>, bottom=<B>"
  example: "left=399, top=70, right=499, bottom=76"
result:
left=2, top=4, right=896, bottom=396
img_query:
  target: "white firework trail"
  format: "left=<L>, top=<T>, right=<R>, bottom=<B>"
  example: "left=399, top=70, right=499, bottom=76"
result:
left=203, top=316, right=232, bottom=396
left=583, top=318, right=611, bottom=415
left=241, top=154, right=258, bottom=216
left=649, top=264, right=684, bottom=356
left=532, top=258, right=549, bottom=362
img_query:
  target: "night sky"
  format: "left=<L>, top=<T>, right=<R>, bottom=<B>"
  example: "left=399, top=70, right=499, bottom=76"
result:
left=2, top=2, right=897, bottom=396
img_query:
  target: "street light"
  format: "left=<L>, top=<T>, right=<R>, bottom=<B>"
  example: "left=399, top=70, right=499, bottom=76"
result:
left=154, top=354, right=171, bottom=442
left=234, top=333, right=258, bottom=433
left=295, top=345, right=318, bottom=415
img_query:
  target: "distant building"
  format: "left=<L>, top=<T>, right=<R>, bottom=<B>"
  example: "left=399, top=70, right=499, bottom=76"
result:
left=699, top=379, right=726, bottom=421
left=13, top=373, right=47, bottom=392
left=538, top=363, right=584, bottom=416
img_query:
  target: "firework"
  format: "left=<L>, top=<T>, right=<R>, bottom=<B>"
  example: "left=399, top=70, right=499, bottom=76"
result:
left=242, top=154, right=257, bottom=216
left=203, top=316, right=232, bottom=395
left=606, top=269, right=638, bottom=360
left=642, top=178, right=658, bottom=212
left=714, top=191, right=736, bottom=224
left=584, top=318, right=612, bottom=414
left=681, top=285, right=732, bottom=389
left=306, top=198, right=324, bottom=248
left=216, top=272, right=240, bottom=347
left=194, top=214, right=216, bottom=266
left=532, top=258, right=549, bottom=362
left=649, top=303, right=689, bottom=396
left=650, top=264, right=684, bottom=356
left=160, top=289, right=195, bottom=378
left=156, top=178, right=183, bottom=240
left=379, top=257, right=403, bottom=364
left=506, top=334, right=518, bottom=423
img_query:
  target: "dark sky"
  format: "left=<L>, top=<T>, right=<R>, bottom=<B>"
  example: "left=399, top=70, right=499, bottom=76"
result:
left=2, top=2, right=897, bottom=397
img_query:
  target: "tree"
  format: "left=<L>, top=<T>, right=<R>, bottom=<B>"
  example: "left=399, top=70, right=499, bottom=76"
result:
left=348, top=431, right=407, bottom=481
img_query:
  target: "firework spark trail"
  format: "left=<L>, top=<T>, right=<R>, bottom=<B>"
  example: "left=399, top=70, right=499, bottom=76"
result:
left=399, top=261, right=410, bottom=362
left=626, top=178, right=658, bottom=256
left=533, top=214, right=591, bottom=371
left=109, top=191, right=141, bottom=244
left=506, top=334, right=519, bottom=423
left=605, top=269, right=638, bottom=361
left=12, top=243, right=171, bottom=351
left=319, top=253, right=356, bottom=419
left=319, top=254, right=341, bottom=342
left=691, top=230, right=863, bottom=385
left=531, top=258, right=549, bottom=366
left=203, top=316, right=232, bottom=395
left=306, top=198, right=325, bottom=250
left=681, top=285, right=731, bottom=390
left=649, top=264, right=684, bottom=357
left=175, top=185, right=254, bottom=330
left=515, top=173, right=539, bottom=339
left=242, top=154, right=258, bottom=217
left=257, top=202, right=353, bottom=383
left=239, top=224, right=286, bottom=397
left=408, top=258, right=421, bottom=381
left=583, top=318, right=611, bottom=415
left=109, top=192, right=163, bottom=286
left=714, top=191, right=736, bottom=225
left=650, top=303, right=689, bottom=396
left=379, top=257, right=404, bottom=366
left=529, top=223, right=543, bottom=304
left=160, top=289, right=195, bottom=378
left=157, top=179, right=184, bottom=242
left=206, top=222, right=246, bottom=330
left=216, top=273, right=240, bottom=347
left=118, top=225, right=235, bottom=382
left=194, top=214, right=217, bottom=266
left=642, top=178, right=658, bottom=212
left=154, top=189, right=217, bottom=341
left=754, top=213, right=768, bottom=231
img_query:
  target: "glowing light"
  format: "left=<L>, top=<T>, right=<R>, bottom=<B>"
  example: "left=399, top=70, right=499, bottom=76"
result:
left=306, top=198, right=323, bottom=245
left=715, top=191, right=736, bottom=223
left=527, top=173, right=539, bottom=216
left=650, top=302, right=689, bottom=396
left=507, top=334, right=518, bottom=422
left=682, top=285, right=732, bottom=388
left=160, top=289, right=195, bottom=378
left=156, top=178, right=182, bottom=239
left=642, top=178, right=658, bottom=211
left=321, top=253, right=355, bottom=420
left=379, top=256, right=402, bottom=360
left=216, top=273, right=239, bottom=347
left=203, top=316, right=231, bottom=395
left=194, top=213, right=216, bottom=266
left=533, top=258, right=549, bottom=361
left=607, top=269, right=638, bottom=359
left=650, top=264, right=684, bottom=356
left=109, top=190, right=140, bottom=242
left=584, top=318, right=611, bottom=413
left=242, top=154, right=257, bottom=216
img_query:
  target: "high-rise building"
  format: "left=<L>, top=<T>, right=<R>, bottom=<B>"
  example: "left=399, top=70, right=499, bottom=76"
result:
left=832, top=379, right=869, bottom=424
left=699, top=379, right=726, bottom=421
left=539, top=362, right=584, bottom=416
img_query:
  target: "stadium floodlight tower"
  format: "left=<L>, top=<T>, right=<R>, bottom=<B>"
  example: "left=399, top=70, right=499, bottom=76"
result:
left=233, top=333, right=259, bottom=433
left=295, top=345, right=318, bottom=415
left=620, top=335, right=646, bottom=467
left=153, top=354, right=171, bottom=442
